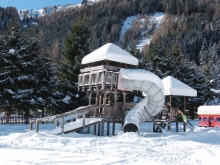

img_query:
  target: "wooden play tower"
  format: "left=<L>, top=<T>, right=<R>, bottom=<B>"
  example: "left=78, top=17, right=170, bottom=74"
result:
left=78, top=43, right=138, bottom=135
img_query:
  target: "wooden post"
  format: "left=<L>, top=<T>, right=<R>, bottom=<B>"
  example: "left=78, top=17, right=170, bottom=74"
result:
left=107, top=122, right=110, bottom=136
left=82, top=74, right=85, bottom=91
left=112, top=122, right=115, bottom=136
left=89, top=72, right=92, bottom=91
left=122, top=92, right=127, bottom=110
left=101, top=90, right=107, bottom=136
left=98, top=122, right=101, bottom=136
left=30, top=121, right=33, bottom=131
left=122, top=92, right=127, bottom=120
left=95, top=72, right=99, bottom=88
left=112, top=91, right=118, bottom=136
left=102, top=71, right=105, bottom=90
left=113, top=92, right=118, bottom=117
left=176, top=107, right=178, bottom=132
left=87, top=127, right=90, bottom=134
left=169, top=95, right=172, bottom=132
left=99, top=93, right=102, bottom=117
left=83, top=113, right=86, bottom=129
left=89, top=92, right=92, bottom=105
left=95, top=91, right=99, bottom=117
left=110, top=72, right=113, bottom=90
left=94, top=124, right=97, bottom=135
left=54, top=119, right=59, bottom=127
left=183, top=96, right=186, bottom=132
left=61, top=116, right=64, bottom=134
left=96, top=91, right=99, bottom=105
left=36, top=120, right=39, bottom=133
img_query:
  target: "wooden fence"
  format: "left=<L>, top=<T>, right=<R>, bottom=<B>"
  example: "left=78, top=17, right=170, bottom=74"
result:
left=0, top=115, right=41, bottom=124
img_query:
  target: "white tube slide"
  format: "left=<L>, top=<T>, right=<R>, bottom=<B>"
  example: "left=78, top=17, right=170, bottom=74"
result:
left=118, top=68, right=165, bottom=133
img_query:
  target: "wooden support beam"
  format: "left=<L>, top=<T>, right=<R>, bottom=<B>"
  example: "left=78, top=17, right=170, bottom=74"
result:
left=87, top=127, right=90, bottom=134
left=107, top=122, right=110, bottom=136
left=110, top=72, right=113, bottom=90
left=183, top=96, right=186, bottom=132
left=169, top=95, right=172, bottom=132
left=112, top=91, right=118, bottom=136
left=95, top=72, right=99, bottom=88
left=83, top=113, right=85, bottom=129
left=82, top=74, right=85, bottom=91
left=89, top=92, right=92, bottom=105
left=101, top=90, right=107, bottom=136
left=94, top=124, right=97, bottom=135
left=113, top=91, right=118, bottom=118
left=36, top=120, right=39, bottom=133
left=61, top=116, right=64, bottom=134
left=30, top=122, right=33, bottom=131
left=122, top=92, right=127, bottom=112
left=99, top=94, right=102, bottom=116
left=95, top=91, right=99, bottom=117
left=102, top=71, right=105, bottom=90
left=89, top=72, right=91, bottom=91
left=176, top=107, right=178, bottom=132
left=54, top=119, right=59, bottom=127
left=112, top=122, right=115, bottom=136
left=98, top=123, right=101, bottom=136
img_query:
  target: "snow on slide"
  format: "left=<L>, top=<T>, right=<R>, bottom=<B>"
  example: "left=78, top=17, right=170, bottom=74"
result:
left=118, top=68, right=165, bottom=133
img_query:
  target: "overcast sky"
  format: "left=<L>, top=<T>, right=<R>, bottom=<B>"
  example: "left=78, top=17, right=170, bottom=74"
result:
left=0, top=0, right=82, bottom=10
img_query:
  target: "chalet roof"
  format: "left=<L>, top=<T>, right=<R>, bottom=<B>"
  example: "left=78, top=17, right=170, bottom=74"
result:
left=162, top=76, right=197, bottom=97
left=81, top=43, right=139, bottom=66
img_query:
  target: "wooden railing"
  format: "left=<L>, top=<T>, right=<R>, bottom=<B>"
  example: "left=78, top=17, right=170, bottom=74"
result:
left=30, top=105, right=104, bottom=133
left=78, top=70, right=119, bottom=90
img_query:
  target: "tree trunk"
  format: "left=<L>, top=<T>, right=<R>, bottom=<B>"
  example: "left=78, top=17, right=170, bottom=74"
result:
left=6, top=107, right=11, bottom=124
left=24, top=109, right=29, bottom=124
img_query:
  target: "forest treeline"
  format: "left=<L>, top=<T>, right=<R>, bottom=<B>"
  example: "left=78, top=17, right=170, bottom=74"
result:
left=0, top=0, right=220, bottom=120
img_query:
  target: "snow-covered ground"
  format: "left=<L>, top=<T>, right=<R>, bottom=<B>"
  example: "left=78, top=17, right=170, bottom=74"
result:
left=0, top=120, right=220, bottom=165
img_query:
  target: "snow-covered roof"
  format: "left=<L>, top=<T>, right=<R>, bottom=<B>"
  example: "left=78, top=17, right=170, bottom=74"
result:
left=198, top=106, right=220, bottom=115
left=81, top=43, right=139, bottom=66
left=162, top=76, right=197, bottom=97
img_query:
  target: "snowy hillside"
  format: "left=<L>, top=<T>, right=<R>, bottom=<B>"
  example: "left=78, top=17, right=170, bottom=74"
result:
left=18, top=0, right=102, bottom=20
left=120, top=12, right=165, bottom=50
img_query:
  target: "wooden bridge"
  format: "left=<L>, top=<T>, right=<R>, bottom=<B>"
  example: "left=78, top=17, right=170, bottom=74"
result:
left=30, top=105, right=103, bottom=134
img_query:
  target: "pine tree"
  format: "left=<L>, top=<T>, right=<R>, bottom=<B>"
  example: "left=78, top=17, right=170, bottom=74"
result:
left=0, top=31, right=15, bottom=123
left=0, top=24, right=59, bottom=123
left=81, top=0, right=88, bottom=5
left=58, top=19, right=91, bottom=110
left=61, top=19, right=90, bottom=77
left=148, top=44, right=209, bottom=118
